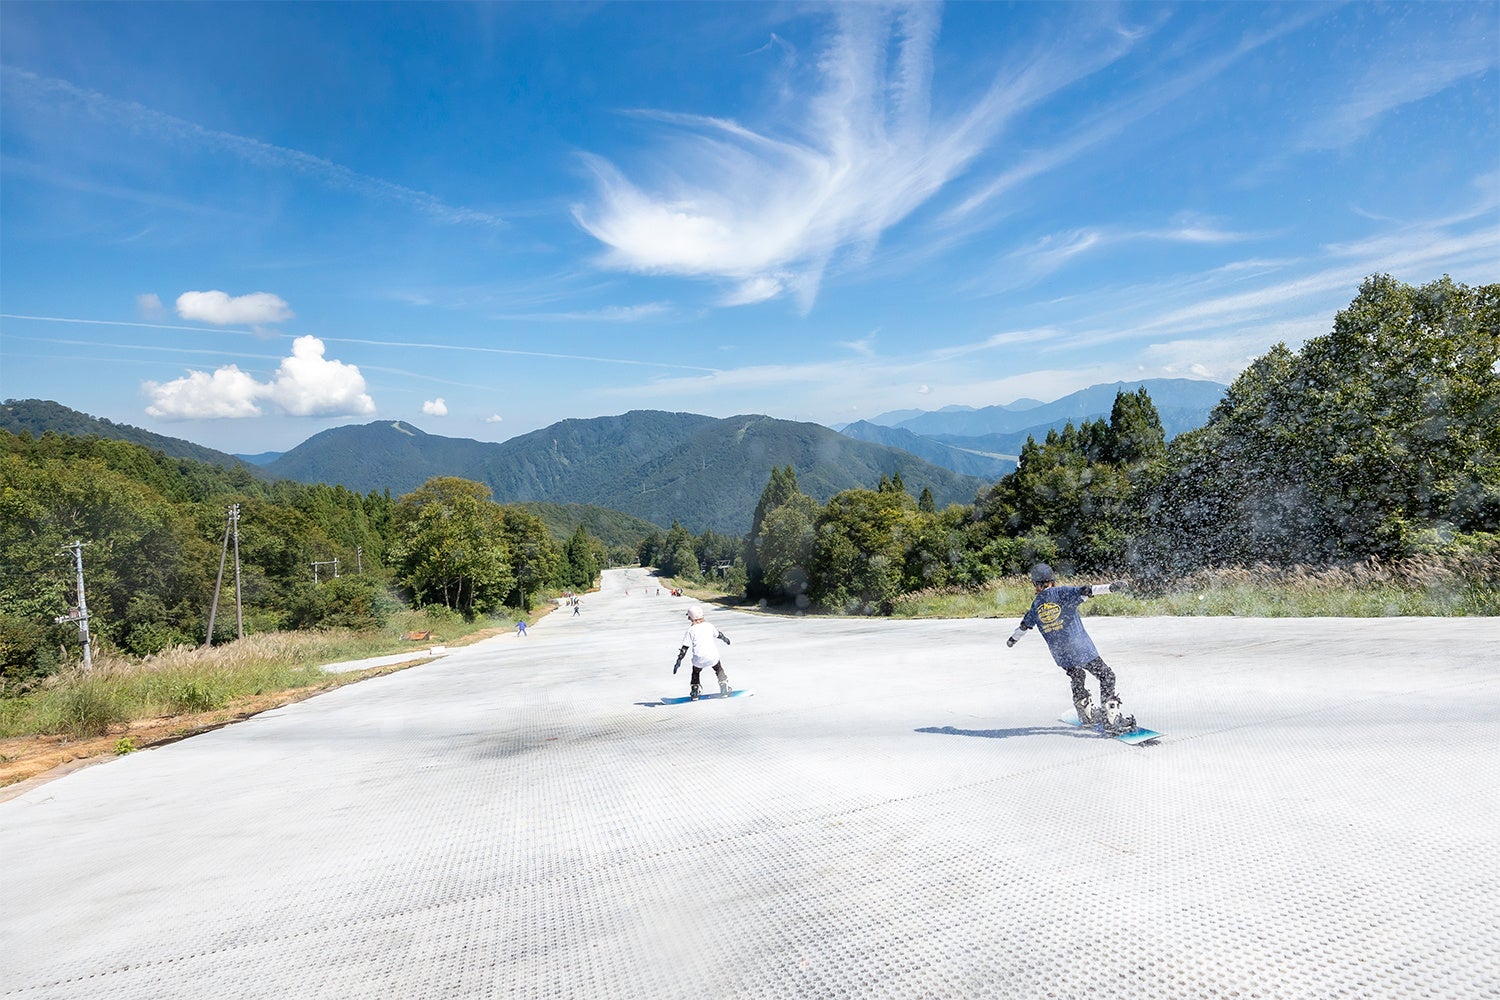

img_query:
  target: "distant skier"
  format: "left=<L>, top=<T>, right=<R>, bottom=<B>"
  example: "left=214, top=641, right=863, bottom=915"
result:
left=1006, top=563, right=1136, bottom=732
left=673, top=604, right=733, bottom=701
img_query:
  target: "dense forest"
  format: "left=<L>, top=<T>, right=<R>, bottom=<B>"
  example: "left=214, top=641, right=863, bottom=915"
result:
left=0, top=433, right=627, bottom=689
left=741, top=276, right=1499, bottom=612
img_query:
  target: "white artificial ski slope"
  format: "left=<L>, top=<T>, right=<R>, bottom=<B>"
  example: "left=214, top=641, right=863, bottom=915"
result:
left=1, top=568, right=1496, bottom=999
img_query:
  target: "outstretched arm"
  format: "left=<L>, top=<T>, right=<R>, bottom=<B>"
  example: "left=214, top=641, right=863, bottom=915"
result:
left=1006, top=625, right=1028, bottom=648
left=1086, top=580, right=1130, bottom=597
left=673, top=645, right=688, bottom=673
left=716, top=630, right=731, bottom=645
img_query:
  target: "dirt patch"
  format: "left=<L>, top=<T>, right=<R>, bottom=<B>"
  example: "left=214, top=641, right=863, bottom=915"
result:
left=0, top=660, right=424, bottom=802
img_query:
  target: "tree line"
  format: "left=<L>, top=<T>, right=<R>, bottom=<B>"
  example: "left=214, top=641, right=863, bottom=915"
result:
left=742, top=275, right=1498, bottom=612
left=0, top=433, right=607, bottom=689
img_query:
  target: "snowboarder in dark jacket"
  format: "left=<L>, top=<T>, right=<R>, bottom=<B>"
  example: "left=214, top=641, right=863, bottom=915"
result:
left=1007, top=563, right=1136, bottom=732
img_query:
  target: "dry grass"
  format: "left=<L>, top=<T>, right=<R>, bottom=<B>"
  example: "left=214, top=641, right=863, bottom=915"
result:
left=893, top=550, right=1500, bottom=620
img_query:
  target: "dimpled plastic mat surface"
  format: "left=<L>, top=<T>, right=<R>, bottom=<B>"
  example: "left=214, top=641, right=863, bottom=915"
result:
left=2, top=568, right=1497, bottom=999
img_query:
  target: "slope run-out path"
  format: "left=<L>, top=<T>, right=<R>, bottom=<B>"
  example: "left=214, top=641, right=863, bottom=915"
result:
left=2, top=569, right=1496, bottom=999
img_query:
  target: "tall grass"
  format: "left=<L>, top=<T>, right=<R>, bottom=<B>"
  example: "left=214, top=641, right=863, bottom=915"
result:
left=893, top=553, right=1500, bottom=620
left=0, top=605, right=526, bottom=741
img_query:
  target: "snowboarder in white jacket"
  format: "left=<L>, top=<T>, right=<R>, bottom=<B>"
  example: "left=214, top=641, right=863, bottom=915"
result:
left=1007, top=563, right=1136, bottom=732
left=674, top=604, right=732, bottom=701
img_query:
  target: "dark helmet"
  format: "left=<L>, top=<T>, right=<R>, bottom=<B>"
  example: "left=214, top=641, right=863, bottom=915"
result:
left=1029, top=563, right=1056, bottom=586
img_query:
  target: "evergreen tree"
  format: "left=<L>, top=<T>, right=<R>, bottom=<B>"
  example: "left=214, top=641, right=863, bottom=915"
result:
left=746, top=465, right=803, bottom=598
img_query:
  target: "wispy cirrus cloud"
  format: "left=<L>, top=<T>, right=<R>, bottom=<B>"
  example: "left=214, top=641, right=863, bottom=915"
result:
left=1296, top=44, right=1498, bottom=152
left=489, top=302, right=673, bottom=323
left=571, top=4, right=1144, bottom=312
left=0, top=67, right=504, bottom=228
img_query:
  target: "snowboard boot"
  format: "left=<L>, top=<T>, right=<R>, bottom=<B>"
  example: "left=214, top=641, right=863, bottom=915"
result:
left=1073, top=696, right=1098, bottom=726
left=690, top=683, right=702, bottom=702
left=1101, top=697, right=1136, bottom=734
left=715, top=667, right=732, bottom=698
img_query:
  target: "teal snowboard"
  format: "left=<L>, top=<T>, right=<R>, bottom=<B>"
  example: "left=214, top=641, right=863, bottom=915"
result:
left=1060, top=713, right=1162, bottom=745
left=661, top=689, right=753, bottom=705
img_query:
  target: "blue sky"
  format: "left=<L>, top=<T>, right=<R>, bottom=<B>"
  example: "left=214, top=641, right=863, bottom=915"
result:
left=2, top=2, right=1496, bottom=455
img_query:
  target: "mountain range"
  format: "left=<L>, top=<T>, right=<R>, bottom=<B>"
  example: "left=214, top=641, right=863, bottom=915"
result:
left=260, top=411, right=986, bottom=534
left=2, top=400, right=986, bottom=535
left=2, top=377, right=1226, bottom=536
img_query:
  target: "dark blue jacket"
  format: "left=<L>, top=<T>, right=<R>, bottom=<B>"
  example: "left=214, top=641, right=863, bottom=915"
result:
left=1021, top=585, right=1100, bottom=668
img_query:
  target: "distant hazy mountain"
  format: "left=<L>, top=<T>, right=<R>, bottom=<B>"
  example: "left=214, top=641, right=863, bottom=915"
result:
left=838, top=420, right=1015, bottom=480
left=867, top=399, right=1041, bottom=426
left=235, top=451, right=283, bottom=466
left=889, top=379, right=1226, bottom=439
left=0, top=398, right=264, bottom=473
left=834, top=380, right=1225, bottom=479
left=263, top=411, right=987, bottom=534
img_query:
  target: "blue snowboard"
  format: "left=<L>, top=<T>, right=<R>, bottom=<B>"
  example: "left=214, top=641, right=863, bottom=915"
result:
left=661, top=689, right=753, bottom=705
left=1059, top=713, right=1162, bottom=745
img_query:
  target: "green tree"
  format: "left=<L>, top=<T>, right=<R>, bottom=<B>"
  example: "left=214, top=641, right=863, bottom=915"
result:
left=746, top=465, right=802, bottom=598
left=499, top=506, right=561, bottom=610
left=562, top=525, right=600, bottom=590
left=658, top=520, right=699, bottom=579
left=755, top=493, right=820, bottom=605
left=809, top=487, right=920, bottom=614
left=390, top=477, right=514, bottom=617
left=1139, top=275, right=1499, bottom=572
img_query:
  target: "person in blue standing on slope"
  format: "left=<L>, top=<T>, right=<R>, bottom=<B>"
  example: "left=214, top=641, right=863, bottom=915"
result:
left=1006, top=563, right=1136, bottom=732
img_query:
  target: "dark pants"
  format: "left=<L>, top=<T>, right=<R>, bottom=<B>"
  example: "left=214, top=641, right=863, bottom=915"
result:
left=1064, top=657, right=1117, bottom=704
left=690, top=662, right=729, bottom=690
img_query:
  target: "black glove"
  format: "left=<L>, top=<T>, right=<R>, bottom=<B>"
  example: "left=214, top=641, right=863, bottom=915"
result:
left=1006, top=636, right=1018, bottom=648
left=1111, top=579, right=1130, bottom=593
left=718, top=632, right=731, bottom=645
left=673, top=656, right=683, bottom=674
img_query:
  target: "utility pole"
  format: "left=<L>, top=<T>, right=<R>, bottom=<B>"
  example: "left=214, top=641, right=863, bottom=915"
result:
left=355, top=545, right=363, bottom=575
left=206, top=503, right=243, bottom=647
left=54, top=540, right=92, bottom=672
left=312, top=558, right=339, bottom=584
left=230, top=504, right=243, bottom=641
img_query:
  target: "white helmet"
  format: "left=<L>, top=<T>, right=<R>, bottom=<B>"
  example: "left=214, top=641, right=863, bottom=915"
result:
left=686, top=604, right=706, bottom=622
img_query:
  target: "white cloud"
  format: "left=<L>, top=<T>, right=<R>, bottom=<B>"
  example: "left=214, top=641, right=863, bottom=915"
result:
left=266, top=336, right=376, bottom=417
left=490, top=302, right=673, bottom=322
left=572, top=4, right=1138, bottom=310
left=176, top=290, right=293, bottom=326
left=422, top=397, right=448, bottom=416
left=1298, top=47, right=1498, bottom=152
left=142, top=335, right=375, bottom=420
left=136, top=293, right=164, bottom=319
left=484, top=414, right=504, bottom=424
left=144, top=366, right=264, bottom=419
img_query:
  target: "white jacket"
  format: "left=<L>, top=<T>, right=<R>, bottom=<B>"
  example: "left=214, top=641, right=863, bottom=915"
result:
left=680, top=619, right=726, bottom=668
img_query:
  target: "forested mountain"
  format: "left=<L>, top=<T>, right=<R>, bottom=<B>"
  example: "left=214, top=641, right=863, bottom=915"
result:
left=515, top=502, right=659, bottom=552
left=1, top=399, right=263, bottom=474
left=265, top=412, right=987, bottom=534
